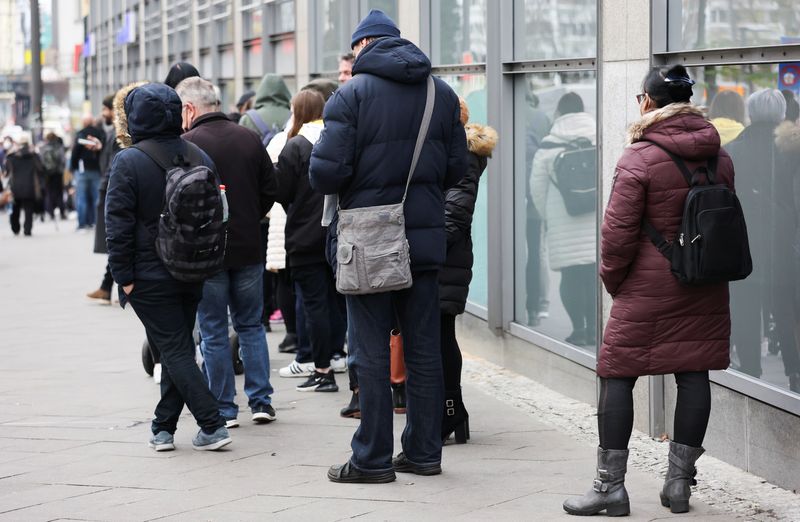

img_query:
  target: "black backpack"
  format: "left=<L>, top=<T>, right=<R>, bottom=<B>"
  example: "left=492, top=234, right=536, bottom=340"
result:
left=541, top=137, right=597, bottom=216
left=642, top=141, right=752, bottom=285
left=133, top=140, right=227, bottom=282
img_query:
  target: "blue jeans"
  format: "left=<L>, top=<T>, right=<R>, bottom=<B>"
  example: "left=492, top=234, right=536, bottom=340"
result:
left=75, top=170, right=100, bottom=228
left=197, top=264, right=273, bottom=420
left=347, top=270, right=443, bottom=472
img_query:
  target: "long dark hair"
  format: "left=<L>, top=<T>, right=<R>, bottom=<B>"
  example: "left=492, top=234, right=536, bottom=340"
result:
left=288, top=90, right=325, bottom=139
left=643, top=65, right=694, bottom=108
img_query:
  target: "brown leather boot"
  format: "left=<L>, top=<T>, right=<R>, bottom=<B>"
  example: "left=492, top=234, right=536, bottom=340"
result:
left=86, top=288, right=111, bottom=302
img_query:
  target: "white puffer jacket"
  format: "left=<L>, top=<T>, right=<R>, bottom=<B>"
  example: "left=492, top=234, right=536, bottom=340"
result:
left=265, top=203, right=287, bottom=271
left=529, top=111, right=597, bottom=270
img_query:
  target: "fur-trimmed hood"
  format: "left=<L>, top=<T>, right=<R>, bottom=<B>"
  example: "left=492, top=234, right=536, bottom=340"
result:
left=775, top=120, right=800, bottom=155
left=113, top=81, right=149, bottom=149
left=626, top=103, right=707, bottom=145
left=465, top=123, right=497, bottom=157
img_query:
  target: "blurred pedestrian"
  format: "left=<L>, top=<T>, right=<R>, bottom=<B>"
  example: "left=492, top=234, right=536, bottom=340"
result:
left=563, top=65, right=733, bottom=517
left=177, top=76, right=278, bottom=427
left=439, top=99, right=497, bottom=444
left=310, top=10, right=468, bottom=483
left=5, top=133, right=44, bottom=236
left=164, top=61, right=199, bottom=89
left=39, top=132, right=66, bottom=220
left=709, top=90, right=745, bottom=146
left=229, top=90, right=256, bottom=123
left=239, top=73, right=291, bottom=142
left=338, top=52, right=354, bottom=84
left=106, top=82, right=231, bottom=452
left=70, top=115, right=104, bottom=230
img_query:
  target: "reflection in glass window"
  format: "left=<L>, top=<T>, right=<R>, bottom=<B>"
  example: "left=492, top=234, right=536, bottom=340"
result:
left=439, top=73, right=488, bottom=308
left=431, top=0, right=487, bottom=65
left=689, top=64, right=800, bottom=395
left=513, top=0, right=597, bottom=60
left=673, top=1, right=800, bottom=51
left=317, top=0, right=355, bottom=72
left=513, top=72, right=598, bottom=351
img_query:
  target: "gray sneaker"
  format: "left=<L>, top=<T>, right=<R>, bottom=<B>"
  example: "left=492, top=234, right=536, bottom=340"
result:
left=148, top=431, right=175, bottom=452
left=192, top=426, right=232, bottom=451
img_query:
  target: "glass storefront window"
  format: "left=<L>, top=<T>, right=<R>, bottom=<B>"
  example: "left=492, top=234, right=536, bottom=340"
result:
left=366, top=0, right=397, bottom=21
left=686, top=63, right=800, bottom=395
left=439, top=73, right=488, bottom=309
left=317, top=0, right=356, bottom=71
left=671, top=1, right=800, bottom=51
left=513, top=0, right=597, bottom=60
left=513, top=71, right=598, bottom=352
left=431, top=0, right=487, bottom=65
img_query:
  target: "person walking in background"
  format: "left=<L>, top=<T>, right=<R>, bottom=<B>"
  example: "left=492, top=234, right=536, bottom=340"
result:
left=105, top=82, right=230, bottom=452
left=39, top=132, right=66, bottom=221
left=164, top=61, right=200, bottom=89
left=726, top=89, right=800, bottom=393
left=177, top=77, right=279, bottom=427
left=229, top=90, right=256, bottom=123
left=563, top=65, right=734, bottom=517
left=709, top=90, right=745, bottom=146
left=438, top=99, right=497, bottom=445
left=87, top=94, right=122, bottom=304
left=310, top=10, right=468, bottom=483
left=5, top=133, right=43, bottom=237
left=70, top=115, right=105, bottom=230
left=239, top=73, right=291, bottom=140
left=530, top=92, right=597, bottom=347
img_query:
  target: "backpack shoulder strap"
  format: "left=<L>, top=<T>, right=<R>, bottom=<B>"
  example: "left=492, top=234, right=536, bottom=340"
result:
left=640, top=139, right=694, bottom=186
left=245, top=109, right=270, bottom=136
left=133, top=140, right=202, bottom=172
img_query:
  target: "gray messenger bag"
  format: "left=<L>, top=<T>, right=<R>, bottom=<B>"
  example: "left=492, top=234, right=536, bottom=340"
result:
left=335, top=75, right=436, bottom=295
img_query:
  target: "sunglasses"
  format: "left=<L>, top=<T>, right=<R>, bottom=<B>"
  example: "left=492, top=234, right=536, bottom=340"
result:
left=635, top=93, right=647, bottom=104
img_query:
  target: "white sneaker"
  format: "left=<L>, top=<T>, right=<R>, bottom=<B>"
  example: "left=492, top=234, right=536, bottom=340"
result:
left=278, top=360, right=315, bottom=378
left=153, top=363, right=162, bottom=385
left=330, top=354, right=347, bottom=373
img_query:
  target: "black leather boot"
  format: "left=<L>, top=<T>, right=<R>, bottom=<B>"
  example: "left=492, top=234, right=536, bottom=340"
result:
left=391, top=383, right=406, bottom=414
left=563, top=447, right=630, bottom=517
left=340, top=390, right=360, bottom=419
left=441, top=389, right=469, bottom=444
left=660, top=441, right=704, bottom=513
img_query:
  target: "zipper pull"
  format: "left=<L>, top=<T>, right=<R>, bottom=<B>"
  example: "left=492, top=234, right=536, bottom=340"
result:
left=691, top=234, right=701, bottom=244
left=679, top=233, right=685, bottom=246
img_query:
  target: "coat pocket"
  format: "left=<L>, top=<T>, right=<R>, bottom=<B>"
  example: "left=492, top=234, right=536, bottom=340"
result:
left=336, top=243, right=360, bottom=292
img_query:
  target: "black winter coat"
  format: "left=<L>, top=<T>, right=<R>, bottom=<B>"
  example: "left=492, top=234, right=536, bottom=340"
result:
left=105, top=83, right=217, bottom=286
left=309, top=37, right=468, bottom=271
left=5, top=147, right=44, bottom=201
left=439, top=123, right=497, bottom=315
left=275, top=127, right=327, bottom=267
left=69, top=125, right=105, bottom=172
left=182, top=112, right=276, bottom=269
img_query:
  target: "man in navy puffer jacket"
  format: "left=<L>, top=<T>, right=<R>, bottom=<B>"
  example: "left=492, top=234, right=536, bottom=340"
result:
left=106, top=83, right=231, bottom=452
left=310, top=10, right=468, bottom=483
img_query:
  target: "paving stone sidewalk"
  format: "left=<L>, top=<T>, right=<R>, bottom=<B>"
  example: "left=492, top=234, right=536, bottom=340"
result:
left=0, top=218, right=791, bottom=521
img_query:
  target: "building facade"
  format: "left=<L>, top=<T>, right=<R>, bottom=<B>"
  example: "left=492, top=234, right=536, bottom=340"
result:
left=84, top=0, right=800, bottom=491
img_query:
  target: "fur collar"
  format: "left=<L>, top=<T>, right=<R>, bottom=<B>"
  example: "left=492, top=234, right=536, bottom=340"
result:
left=775, top=120, right=800, bottom=154
left=465, top=123, right=498, bottom=157
left=626, top=103, right=707, bottom=145
left=113, top=81, right=149, bottom=149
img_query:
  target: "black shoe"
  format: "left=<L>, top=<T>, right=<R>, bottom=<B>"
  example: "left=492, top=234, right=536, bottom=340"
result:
left=565, top=329, right=586, bottom=346
left=340, top=391, right=361, bottom=418
left=391, top=382, right=406, bottom=414
left=252, top=404, right=277, bottom=423
left=392, top=452, right=442, bottom=476
left=278, top=333, right=298, bottom=353
left=296, top=370, right=339, bottom=392
left=442, top=389, right=470, bottom=444
left=327, top=461, right=396, bottom=483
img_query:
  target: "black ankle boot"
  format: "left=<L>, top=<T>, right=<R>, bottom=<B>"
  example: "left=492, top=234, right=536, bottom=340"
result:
left=340, top=390, right=360, bottom=419
left=391, top=383, right=406, bottom=414
left=441, top=389, right=469, bottom=444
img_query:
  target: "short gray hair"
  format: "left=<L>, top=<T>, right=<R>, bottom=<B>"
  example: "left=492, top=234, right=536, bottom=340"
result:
left=748, top=88, right=786, bottom=124
left=175, top=76, right=220, bottom=114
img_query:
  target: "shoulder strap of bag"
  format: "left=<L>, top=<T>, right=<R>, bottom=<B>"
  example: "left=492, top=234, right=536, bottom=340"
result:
left=246, top=109, right=271, bottom=137
left=401, top=75, right=436, bottom=204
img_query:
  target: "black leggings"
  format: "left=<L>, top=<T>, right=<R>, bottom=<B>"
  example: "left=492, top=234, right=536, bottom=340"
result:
left=276, top=269, right=297, bottom=335
left=598, top=371, right=711, bottom=450
left=441, top=313, right=462, bottom=391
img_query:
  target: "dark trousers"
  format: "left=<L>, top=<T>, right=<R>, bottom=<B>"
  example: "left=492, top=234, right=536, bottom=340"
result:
left=560, top=264, right=597, bottom=340
left=100, top=263, right=114, bottom=292
left=45, top=175, right=65, bottom=218
left=347, top=270, right=443, bottom=472
left=292, top=263, right=346, bottom=369
left=10, top=198, right=35, bottom=235
left=276, top=269, right=297, bottom=335
left=127, top=280, right=224, bottom=435
left=441, top=313, right=461, bottom=391
left=598, top=372, right=711, bottom=450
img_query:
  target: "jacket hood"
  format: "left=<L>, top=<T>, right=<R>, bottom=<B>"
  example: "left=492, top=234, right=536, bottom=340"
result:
left=775, top=120, right=800, bottom=155
left=352, top=37, right=431, bottom=84
left=627, top=103, right=720, bottom=160
left=297, top=120, right=324, bottom=146
left=465, top=123, right=498, bottom=157
left=123, top=83, right=183, bottom=143
left=542, top=112, right=596, bottom=144
left=254, top=74, right=291, bottom=111
left=113, top=81, right=149, bottom=149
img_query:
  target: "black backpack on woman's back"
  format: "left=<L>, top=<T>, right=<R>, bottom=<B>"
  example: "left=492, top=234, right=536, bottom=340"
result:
left=642, top=141, right=752, bottom=285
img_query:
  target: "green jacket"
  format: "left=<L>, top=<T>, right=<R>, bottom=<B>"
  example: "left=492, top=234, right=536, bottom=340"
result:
left=239, top=74, right=291, bottom=137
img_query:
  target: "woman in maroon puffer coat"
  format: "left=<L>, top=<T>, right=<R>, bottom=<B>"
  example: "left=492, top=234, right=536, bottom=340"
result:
left=564, top=65, right=735, bottom=517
